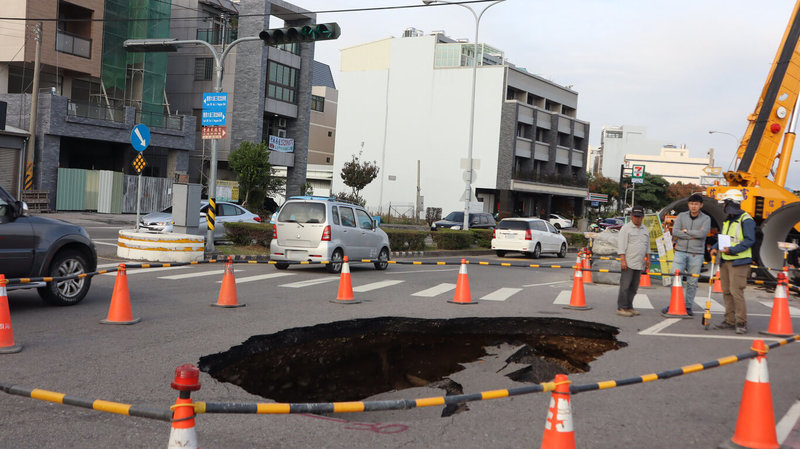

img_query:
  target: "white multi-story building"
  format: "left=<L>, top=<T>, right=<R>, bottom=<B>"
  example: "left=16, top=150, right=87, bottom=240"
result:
left=599, top=125, right=665, bottom=180
left=333, top=30, right=590, bottom=218
left=624, top=145, right=712, bottom=184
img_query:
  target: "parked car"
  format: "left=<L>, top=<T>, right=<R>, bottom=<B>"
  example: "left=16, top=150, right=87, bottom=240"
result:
left=269, top=196, right=391, bottom=273
left=548, top=214, right=573, bottom=230
left=597, top=217, right=625, bottom=231
left=139, top=201, right=261, bottom=240
left=491, top=218, right=567, bottom=258
left=431, top=211, right=496, bottom=231
left=0, top=184, right=97, bottom=306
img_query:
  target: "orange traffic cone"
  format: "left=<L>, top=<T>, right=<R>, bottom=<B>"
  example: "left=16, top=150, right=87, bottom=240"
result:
left=759, top=271, right=794, bottom=337
left=449, top=259, right=476, bottom=304
left=639, top=269, right=652, bottom=288
left=0, top=275, right=22, bottom=354
left=713, top=268, right=723, bottom=293
left=212, top=257, right=245, bottom=308
left=662, top=270, right=691, bottom=318
left=101, top=264, right=141, bottom=325
left=564, top=264, right=591, bottom=310
left=331, top=256, right=360, bottom=304
left=718, top=340, right=782, bottom=449
left=541, top=373, right=576, bottom=449
left=168, top=364, right=201, bottom=449
left=581, top=251, right=593, bottom=284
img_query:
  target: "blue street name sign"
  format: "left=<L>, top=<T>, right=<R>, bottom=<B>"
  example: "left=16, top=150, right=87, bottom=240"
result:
left=131, top=124, right=151, bottom=152
left=202, top=93, right=227, bottom=126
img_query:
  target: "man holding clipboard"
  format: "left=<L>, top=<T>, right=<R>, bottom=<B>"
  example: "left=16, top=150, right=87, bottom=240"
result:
left=710, top=189, right=756, bottom=334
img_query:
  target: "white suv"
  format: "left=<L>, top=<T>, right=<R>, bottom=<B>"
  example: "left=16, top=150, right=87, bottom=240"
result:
left=269, top=197, right=391, bottom=273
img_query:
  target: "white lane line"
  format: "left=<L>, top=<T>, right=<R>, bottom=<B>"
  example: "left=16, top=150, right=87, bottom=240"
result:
left=639, top=318, right=789, bottom=341
left=480, top=288, right=523, bottom=301
left=522, top=280, right=569, bottom=287
left=639, top=319, right=680, bottom=335
left=758, top=300, right=800, bottom=317
left=553, top=290, right=571, bottom=305
left=777, top=400, right=800, bottom=444
left=387, top=268, right=459, bottom=275
left=220, top=273, right=295, bottom=284
left=160, top=269, right=233, bottom=280
left=93, top=241, right=119, bottom=247
left=412, top=283, right=456, bottom=297
left=632, top=294, right=653, bottom=309
left=102, top=266, right=190, bottom=276
left=353, top=280, right=405, bottom=292
left=281, top=277, right=340, bottom=288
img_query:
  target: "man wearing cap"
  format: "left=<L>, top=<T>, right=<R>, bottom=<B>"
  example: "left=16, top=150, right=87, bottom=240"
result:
left=616, top=205, right=651, bottom=317
left=662, top=194, right=711, bottom=316
left=710, top=189, right=755, bottom=334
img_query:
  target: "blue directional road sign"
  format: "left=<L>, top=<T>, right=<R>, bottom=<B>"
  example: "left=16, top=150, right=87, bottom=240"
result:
left=202, top=93, right=227, bottom=126
left=131, top=124, right=151, bottom=152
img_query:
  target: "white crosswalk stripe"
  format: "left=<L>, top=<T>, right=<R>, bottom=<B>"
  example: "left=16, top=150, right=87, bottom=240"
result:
left=281, top=277, right=340, bottom=288
left=219, top=273, right=295, bottom=284
left=691, top=297, right=725, bottom=312
left=480, top=288, right=523, bottom=301
left=160, top=269, right=237, bottom=280
left=632, top=293, right=653, bottom=309
left=412, top=283, right=456, bottom=297
left=554, top=291, right=571, bottom=305
left=353, top=280, right=405, bottom=292
left=758, top=300, right=800, bottom=317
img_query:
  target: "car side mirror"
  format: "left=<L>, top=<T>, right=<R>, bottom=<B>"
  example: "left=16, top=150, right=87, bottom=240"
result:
left=14, top=200, right=26, bottom=218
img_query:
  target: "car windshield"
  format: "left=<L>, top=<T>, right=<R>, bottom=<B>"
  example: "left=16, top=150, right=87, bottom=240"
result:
left=497, top=220, right=528, bottom=230
left=278, top=202, right=327, bottom=223
left=443, top=212, right=464, bottom=222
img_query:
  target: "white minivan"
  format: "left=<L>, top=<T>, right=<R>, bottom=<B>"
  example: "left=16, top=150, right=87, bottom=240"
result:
left=491, top=218, right=568, bottom=258
left=269, top=197, right=391, bottom=273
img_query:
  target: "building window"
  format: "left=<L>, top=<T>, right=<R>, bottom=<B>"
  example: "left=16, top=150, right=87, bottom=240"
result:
left=605, top=130, right=623, bottom=139
left=326, top=157, right=331, bottom=163
left=267, top=61, right=297, bottom=103
left=327, top=131, right=332, bottom=137
left=194, top=58, right=213, bottom=81
left=311, top=95, right=325, bottom=112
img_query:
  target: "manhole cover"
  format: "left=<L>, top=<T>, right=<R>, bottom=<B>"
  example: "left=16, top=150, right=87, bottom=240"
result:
left=199, top=316, right=624, bottom=410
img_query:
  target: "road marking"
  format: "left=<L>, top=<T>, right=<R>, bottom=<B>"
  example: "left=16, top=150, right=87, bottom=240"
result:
left=777, top=400, right=800, bottom=444
left=102, top=266, right=190, bottom=276
left=219, top=273, right=295, bottom=284
left=758, top=300, right=800, bottom=317
left=554, top=291, right=571, bottom=305
left=480, top=288, right=523, bottom=301
left=353, top=280, right=405, bottom=292
left=412, top=283, right=456, bottom=297
left=632, top=294, right=653, bottom=309
left=640, top=319, right=680, bottom=335
left=97, top=262, right=134, bottom=269
left=93, top=241, right=119, bottom=247
left=281, top=277, right=340, bottom=288
left=639, top=318, right=789, bottom=341
left=387, top=268, right=459, bottom=275
left=160, top=269, right=237, bottom=280
left=691, top=297, right=725, bottom=312
left=522, top=280, right=569, bottom=287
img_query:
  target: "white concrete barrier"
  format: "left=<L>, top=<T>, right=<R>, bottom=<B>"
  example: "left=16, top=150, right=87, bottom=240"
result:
left=117, top=230, right=204, bottom=263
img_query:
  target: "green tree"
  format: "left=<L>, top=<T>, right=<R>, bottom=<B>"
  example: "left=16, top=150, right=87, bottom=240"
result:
left=632, top=172, right=670, bottom=210
left=339, top=151, right=379, bottom=205
left=228, top=140, right=284, bottom=211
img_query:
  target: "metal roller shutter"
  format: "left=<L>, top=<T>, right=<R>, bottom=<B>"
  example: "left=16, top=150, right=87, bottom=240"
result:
left=0, top=147, right=19, bottom=192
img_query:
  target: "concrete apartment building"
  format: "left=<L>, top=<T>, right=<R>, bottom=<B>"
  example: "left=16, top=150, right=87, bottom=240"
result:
left=624, top=145, right=712, bottom=185
left=333, top=29, right=590, bottom=218
left=0, top=0, right=195, bottom=208
left=598, top=125, right=665, bottom=180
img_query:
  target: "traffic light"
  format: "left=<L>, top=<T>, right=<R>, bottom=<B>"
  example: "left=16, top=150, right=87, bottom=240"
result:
left=259, top=23, right=341, bottom=46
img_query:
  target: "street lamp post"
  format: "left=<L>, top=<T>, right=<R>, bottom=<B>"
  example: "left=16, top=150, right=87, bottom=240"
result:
left=124, top=36, right=260, bottom=252
left=422, top=0, right=506, bottom=230
left=708, top=130, right=742, bottom=171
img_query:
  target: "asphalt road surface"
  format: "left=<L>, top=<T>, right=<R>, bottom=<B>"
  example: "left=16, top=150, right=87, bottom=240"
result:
left=2, top=214, right=800, bottom=448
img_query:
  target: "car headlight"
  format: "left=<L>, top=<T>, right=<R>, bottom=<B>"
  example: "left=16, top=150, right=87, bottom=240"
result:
left=450, top=225, right=461, bottom=230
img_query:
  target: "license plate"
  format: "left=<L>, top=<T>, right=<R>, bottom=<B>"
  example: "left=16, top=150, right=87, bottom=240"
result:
left=286, top=250, right=307, bottom=261
left=504, top=234, right=516, bottom=239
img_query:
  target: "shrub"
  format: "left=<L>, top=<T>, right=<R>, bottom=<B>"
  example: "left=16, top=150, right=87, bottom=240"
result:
left=563, top=231, right=588, bottom=249
left=384, top=230, right=428, bottom=251
left=430, top=230, right=472, bottom=250
left=225, top=222, right=274, bottom=247
left=470, top=229, right=493, bottom=248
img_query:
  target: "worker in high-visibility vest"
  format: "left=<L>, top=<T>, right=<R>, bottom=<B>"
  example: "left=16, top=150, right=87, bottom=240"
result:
left=710, top=189, right=756, bottom=334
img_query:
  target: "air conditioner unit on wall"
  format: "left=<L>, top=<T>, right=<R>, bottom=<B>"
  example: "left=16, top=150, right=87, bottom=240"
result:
left=277, top=118, right=287, bottom=128
left=277, top=129, right=287, bottom=138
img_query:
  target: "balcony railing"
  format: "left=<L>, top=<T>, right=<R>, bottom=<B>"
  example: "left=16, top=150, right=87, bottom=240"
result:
left=512, top=169, right=588, bottom=188
left=136, top=110, right=184, bottom=130
left=67, top=101, right=124, bottom=123
left=56, top=30, right=92, bottom=59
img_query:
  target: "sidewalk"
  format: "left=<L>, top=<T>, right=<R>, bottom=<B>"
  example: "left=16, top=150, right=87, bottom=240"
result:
left=34, top=211, right=137, bottom=227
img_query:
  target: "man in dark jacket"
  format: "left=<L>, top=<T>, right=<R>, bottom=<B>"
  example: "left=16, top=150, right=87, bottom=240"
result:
left=710, top=189, right=756, bottom=334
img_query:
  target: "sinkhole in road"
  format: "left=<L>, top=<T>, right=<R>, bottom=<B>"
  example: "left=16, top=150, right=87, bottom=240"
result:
left=198, top=317, right=624, bottom=414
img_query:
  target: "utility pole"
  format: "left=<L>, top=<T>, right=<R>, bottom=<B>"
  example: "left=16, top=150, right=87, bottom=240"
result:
left=25, top=22, right=42, bottom=190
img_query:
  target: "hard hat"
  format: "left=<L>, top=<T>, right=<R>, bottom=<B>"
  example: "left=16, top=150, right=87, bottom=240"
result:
left=717, top=189, right=744, bottom=203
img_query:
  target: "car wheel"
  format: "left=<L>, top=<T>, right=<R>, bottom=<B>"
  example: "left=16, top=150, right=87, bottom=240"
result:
left=327, top=249, right=344, bottom=274
left=495, top=250, right=506, bottom=257
left=532, top=243, right=541, bottom=259
left=275, top=263, right=290, bottom=270
left=558, top=243, right=567, bottom=258
left=374, top=247, right=390, bottom=270
left=554, top=223, right=561, bottom=230
left=37, top=250, right=92, bottom=306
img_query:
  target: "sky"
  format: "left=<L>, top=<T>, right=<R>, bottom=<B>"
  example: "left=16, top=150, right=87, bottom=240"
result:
left=279, top=0, right=800, bottom=188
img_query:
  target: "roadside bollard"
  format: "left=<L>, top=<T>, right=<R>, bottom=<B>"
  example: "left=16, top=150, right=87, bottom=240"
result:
left=167, top=364, right=201, bottom=449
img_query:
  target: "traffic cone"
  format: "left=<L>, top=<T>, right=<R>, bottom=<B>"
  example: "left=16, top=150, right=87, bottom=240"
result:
left=449, top=259, right=476, bottom=304
left=581, top=250, right=593, bottom=284
left=662, top=270, right=691, bottom=318
left=759, top=271, right=794, bottom=337
left=540, top=373, right=576, bottom=449
left=331, top=256, right=360, bottom=304
left=0, top=275, right=22, bottom=354
left=713, top=268, right=723, bottom=293
left=718, top=340, right=783, bottom=449
left=564, top=264, right=591, bottom=310
left=639, top=269, right=652, bottom=288
left=168, top=364, right=201, bottom=449
left=100, top=264, right=141, bottom=325
left=212, top=257, right=245, bottom=308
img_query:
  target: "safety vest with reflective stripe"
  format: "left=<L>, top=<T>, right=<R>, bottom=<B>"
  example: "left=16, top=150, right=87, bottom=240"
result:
left=721, top=212, right=753, bottom=261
